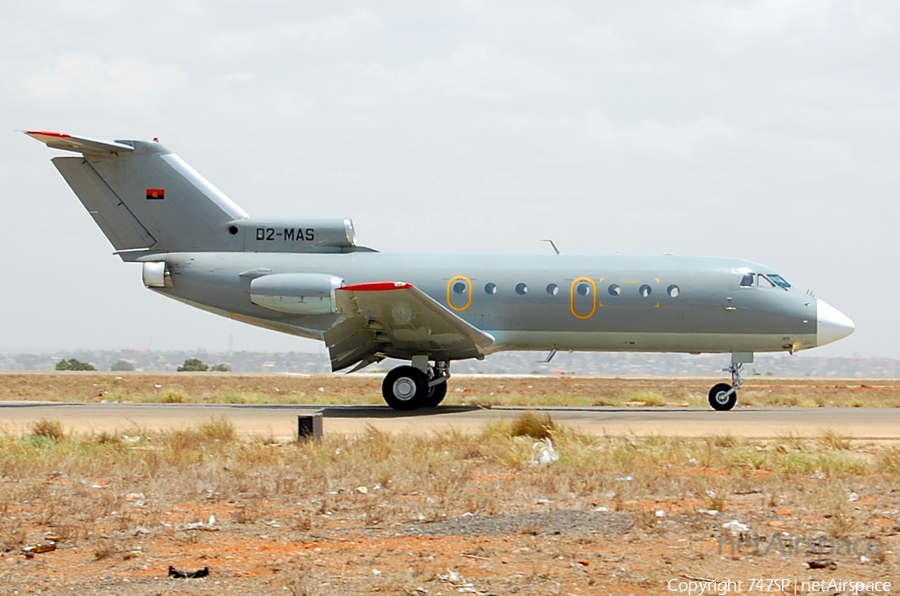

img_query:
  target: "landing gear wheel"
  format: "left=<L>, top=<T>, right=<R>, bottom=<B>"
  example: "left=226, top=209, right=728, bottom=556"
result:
left=421, top=381, right=448, bottom=408
left=382, top=366, right=428, bottom=411
left=709, top=383, right=737, bottom=411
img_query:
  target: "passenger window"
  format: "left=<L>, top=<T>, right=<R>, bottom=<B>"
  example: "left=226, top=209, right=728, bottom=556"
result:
left=608, top=284, right=621, bottom=296
left=576, top=283, right=591, bottom=296
left=453, top=281, right=467, bottom=295
left=639, top=284, right=652, bottom=297
left=484, top=283, right=497, bottom=295
left=546, top=283, right=559, bottom=296
left=515, top=283, right=528, bottom=295
left=667, top=285, right=679, bottom=298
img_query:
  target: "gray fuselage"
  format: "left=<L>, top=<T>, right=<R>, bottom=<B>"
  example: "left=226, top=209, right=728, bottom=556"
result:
left=153, top=251, right=818, bottom=356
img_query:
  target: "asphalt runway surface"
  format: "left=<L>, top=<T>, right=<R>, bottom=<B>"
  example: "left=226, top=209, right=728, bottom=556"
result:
left=2, top=402, right=899, bottom=440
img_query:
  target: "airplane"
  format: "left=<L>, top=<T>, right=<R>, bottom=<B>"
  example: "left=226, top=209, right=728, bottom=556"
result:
left=26, top=131, right=855, bottom=411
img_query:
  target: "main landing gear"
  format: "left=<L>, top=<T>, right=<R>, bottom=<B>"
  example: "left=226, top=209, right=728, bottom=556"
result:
left=708, top=358, right=747, bottom=411
left=381, top=359, right=449, bottom=411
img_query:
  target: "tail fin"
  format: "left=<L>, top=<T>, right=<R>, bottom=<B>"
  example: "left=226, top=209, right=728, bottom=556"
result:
left=26, top=131, right=248, bottom=255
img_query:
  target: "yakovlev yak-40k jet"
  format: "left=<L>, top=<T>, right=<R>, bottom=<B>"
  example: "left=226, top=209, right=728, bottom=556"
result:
left=27, top=131, right=855, bottom=411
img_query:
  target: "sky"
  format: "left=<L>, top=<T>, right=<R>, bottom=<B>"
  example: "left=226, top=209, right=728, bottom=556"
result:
left=1, top=1, right=897, bottom=360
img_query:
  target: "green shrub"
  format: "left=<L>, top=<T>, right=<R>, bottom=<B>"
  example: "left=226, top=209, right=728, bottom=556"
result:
left=177, top=358, right=208, bottom=372
left=55, top=358, right=96, bottom=371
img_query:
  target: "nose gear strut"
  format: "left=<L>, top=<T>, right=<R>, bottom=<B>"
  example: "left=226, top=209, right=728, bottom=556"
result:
left=708, top=361, right=744, bottom=411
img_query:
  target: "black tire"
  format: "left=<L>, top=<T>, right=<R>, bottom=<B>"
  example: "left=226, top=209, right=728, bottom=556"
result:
left=421, top=381, right=448, bottom=408
left=382, top=366, right=428, bottom=410
left=708, top=383, right=737, bottom=411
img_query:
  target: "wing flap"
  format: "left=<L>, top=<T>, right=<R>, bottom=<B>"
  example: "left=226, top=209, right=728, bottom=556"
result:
left=324, top=315, right=382, bottom=372
left=324, top=281, right=494, bottom=371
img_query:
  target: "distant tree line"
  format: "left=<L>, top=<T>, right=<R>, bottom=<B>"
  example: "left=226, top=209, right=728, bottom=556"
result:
left=178, top=358, right=231, bottom=372
left=55, top=358, right=96, bottom=371
left=54, top=357, right=230, bottom=372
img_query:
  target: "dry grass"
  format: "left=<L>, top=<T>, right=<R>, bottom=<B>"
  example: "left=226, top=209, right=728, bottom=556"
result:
left=0, top=415, right=897, bottom=592
left=625, top=390, right=668, bottom=406
left=819, top=428, right=853, bottom=450
left=2, top=418, right=892, bottom=521
left=198, top=416, right=237, bottom=442
left=877, top=447, right=900, bottom=474
left=4, top=373, right=900, bottom=408
left=29, top=418, right=65, bottom=442
left=509, top=411, right=557, bottom=439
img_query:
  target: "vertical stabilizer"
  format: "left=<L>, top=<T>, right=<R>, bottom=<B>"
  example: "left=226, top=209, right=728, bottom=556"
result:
left=27, top=132, right=249, bottom=254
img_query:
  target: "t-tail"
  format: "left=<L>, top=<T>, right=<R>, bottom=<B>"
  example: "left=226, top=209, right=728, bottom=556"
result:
left=25, top=131, right=363, bottom=259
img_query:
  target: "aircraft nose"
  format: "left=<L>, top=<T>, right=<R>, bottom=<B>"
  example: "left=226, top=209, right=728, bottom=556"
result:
left=816, top=299, right=855, bottom=346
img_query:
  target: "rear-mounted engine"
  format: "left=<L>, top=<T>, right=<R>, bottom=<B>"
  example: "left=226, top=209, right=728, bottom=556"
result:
left=226, top=218, right=359, bottom=253
left=249, top=273, right=343, bottom=315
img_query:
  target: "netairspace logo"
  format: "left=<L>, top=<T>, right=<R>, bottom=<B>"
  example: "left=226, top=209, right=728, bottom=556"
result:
left=667, top=578, right=892, bottom=595
left=718, top=534, right=882, bottom=558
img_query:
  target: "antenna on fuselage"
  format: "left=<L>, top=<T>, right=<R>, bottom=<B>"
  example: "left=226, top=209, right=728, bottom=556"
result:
left=540, top=239, right=560, bottom=255
left=539, top=348, right=558, bottom=363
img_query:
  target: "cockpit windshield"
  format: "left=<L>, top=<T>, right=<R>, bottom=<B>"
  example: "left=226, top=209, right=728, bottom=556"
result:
left=737, top=270, right=792, bottom=289
left=767, top=274, right=791, bottom=289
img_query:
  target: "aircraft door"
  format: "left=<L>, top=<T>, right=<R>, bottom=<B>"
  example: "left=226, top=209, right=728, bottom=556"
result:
left=570, top=277, right=597, bottom=319
left=447, top=275, right=472, bottom=311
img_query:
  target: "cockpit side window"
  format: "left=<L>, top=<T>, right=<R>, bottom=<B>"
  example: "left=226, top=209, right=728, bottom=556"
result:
left=740, top=273, right=755, bottom=287
left=768, top=274, right=791, bottom=289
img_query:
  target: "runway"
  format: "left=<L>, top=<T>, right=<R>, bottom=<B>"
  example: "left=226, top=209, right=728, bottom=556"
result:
left=2, top=402, right=899, bottom=440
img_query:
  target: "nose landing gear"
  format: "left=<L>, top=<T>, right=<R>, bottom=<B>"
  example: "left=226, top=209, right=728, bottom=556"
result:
left=708, top=360, right=745, bottom=411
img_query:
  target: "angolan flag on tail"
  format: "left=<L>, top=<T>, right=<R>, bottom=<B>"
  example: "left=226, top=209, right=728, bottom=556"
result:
left=146, top=188, right=165, bottom=200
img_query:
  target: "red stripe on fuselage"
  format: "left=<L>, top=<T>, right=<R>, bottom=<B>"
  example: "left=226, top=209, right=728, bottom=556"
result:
left=339, top=282, right=412, bottom=292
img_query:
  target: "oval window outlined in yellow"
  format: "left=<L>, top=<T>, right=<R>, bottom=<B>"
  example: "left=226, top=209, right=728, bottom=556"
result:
left=447, top=275, right=473, bottom=311
left=570, top=277, right=597, bottom=319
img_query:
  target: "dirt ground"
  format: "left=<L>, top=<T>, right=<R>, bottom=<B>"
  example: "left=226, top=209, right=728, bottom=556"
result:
left=0, top=375, right=897, bottom=594
left=4, top=454, right=897, bottom=595
left=9, top=506, right=896, bottom=595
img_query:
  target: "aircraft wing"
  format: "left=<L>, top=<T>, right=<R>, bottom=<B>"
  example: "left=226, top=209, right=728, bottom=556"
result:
left=324, top=281, right=495, bottom=372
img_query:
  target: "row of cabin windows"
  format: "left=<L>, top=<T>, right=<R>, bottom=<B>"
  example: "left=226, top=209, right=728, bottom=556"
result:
left=455, top=281, right=681, bottom=298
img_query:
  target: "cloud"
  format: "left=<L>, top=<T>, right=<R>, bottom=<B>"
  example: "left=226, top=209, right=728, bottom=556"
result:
left=726, top=0, right=831, bottom=35
left=207, top=10, right=383, bottom=59
left=585, top=109, right=617, bottom=148
left=585, top=111, right=738, bottom=160
left=3, top=0, right=898, bottom=357
left=701, top=0, right=834, bottom=48
left=20, top=54, right=190, bottom=116
left=413, top=45, right=569, bottom=102
left=631, top=118, right=736, bottom=159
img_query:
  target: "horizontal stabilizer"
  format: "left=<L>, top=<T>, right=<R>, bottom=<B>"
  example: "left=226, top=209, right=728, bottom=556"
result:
left=25, top=131, right=134, bottom=154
